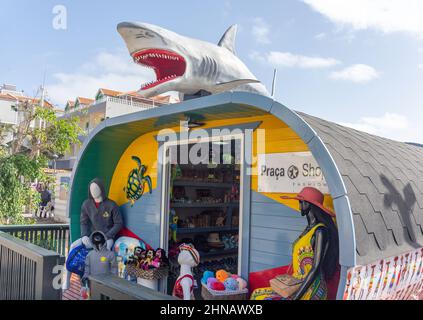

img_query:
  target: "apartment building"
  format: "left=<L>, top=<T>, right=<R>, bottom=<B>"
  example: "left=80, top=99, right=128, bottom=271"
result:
left=56, top=88, right=174, bottom=171
left=0, top=84, right=54, bottom=144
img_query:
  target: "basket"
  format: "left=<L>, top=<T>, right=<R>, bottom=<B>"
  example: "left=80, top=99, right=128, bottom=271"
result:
left=201, top=283, right=248, bottom=300
left=126, top=265, right=169, bottom=280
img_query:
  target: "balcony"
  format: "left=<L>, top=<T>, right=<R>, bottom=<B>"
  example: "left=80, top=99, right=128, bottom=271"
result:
left=96, top=95, right=164, bottom=110
left=63, top=95, right=166, bottom=116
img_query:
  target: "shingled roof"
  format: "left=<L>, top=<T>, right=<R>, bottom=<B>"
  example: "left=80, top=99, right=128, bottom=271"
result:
left=300, top=113, right=423, bottom=265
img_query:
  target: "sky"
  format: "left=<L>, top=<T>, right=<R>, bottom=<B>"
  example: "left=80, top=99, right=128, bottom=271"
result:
left=0, top=0, right=422, bottom=143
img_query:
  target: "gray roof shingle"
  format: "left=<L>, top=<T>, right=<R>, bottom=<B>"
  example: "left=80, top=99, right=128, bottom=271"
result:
left=300, top=113, right=423, bottom=265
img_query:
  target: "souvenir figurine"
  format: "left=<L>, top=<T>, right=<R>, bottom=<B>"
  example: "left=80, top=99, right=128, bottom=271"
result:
left=215, top=215, right=225, bottom=227
left=137, top=250, right=147, bottom=268
left=144, top=249, right=155, bottom=270
left=152, top=248, right=168, bottom=268
left=117, top=256, right=125, bottom=278
left=159, top=248, right=169, bottom=267
left=169, top=209, right=179, bottom=243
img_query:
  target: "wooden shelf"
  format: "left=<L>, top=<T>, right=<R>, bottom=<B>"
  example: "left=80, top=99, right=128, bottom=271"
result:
left=170, top=202, right=239, bottom=208
left=200, top=248, right=238, bottom=258
left=172, top=181, right=236, bottom=189
left=177, top=226, right=238, bottom=234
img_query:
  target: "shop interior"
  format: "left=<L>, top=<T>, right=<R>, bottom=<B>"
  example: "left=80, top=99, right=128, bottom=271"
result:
left=165, top=138, right=242, bottom=298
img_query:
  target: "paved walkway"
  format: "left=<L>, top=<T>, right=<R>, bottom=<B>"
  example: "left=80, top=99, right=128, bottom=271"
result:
left=62, top=273, right=82, bottom=300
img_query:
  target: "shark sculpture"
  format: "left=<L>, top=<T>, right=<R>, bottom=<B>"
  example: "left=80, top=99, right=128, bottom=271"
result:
left=117, top=22, right=269, bottom=99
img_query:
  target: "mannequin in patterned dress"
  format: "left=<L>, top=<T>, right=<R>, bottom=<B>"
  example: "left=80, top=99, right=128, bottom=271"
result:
left=283, top=187, right=339, bottom=300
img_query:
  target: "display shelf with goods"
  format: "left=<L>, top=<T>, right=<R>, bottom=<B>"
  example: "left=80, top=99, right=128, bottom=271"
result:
left=166, top=140, right=241, bottom=299
left=177, top=226, right=238, bottom=234
left=170, top=202, right=239, bottom=208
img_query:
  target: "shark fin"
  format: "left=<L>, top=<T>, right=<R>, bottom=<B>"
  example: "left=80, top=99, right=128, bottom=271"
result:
left=214, top=79, right=260, bottom=93
left=218, top=25, right=238, bottom=54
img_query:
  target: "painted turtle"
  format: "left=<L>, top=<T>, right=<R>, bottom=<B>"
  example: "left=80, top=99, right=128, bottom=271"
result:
left=124, top=156, right=152, bottom=205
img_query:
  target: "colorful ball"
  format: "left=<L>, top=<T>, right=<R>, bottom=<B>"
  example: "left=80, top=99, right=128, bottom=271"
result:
left=236, top=277, right=248, bottom=290
left=231, top=274, right=239, bottom=280
left=207, top=277, right=218, bottom=288
left=224, top=278, right=239, bottom=291
left=216, top=269, right=229, bottom=283
left=210, top=281, right=225, bottom=291
left=201, top=271, right=214, bottom=284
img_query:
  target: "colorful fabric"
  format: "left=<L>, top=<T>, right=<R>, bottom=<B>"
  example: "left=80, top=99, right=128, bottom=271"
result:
left=179, top=243, right=200, bottom=265
left=291, top=223, right=328, bottom=300
left=250, top=287, right=286, bottom=300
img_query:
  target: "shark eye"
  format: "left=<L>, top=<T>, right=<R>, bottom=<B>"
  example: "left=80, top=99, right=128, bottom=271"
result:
left=132, top=49, right=186, bottom=91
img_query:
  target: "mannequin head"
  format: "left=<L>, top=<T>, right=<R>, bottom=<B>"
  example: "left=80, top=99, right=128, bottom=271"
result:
left=178, top=244, right=200, bottom=268
left=299, top=200, right=311, bottom=216
left=91, top=231, right=106, bottom=250
left=90, top=182, right=103, bottom=202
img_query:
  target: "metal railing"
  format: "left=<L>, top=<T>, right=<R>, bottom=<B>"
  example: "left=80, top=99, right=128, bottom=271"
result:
left=89, top=274, right=178, bottom=300
left=0, top=231, right=64, bottom=300
left=103, top=96, right=160, bottom=110
left=0, top=224, right=70, bottom=257
left=65, top=95, right=167, bottom=114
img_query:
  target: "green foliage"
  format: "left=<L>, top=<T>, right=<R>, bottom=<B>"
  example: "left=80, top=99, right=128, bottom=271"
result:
left=0, top=102, right=84, bottom=225
left=0, top=156, right=32, bottom=224
left=32, top=106, right=83, bottom=158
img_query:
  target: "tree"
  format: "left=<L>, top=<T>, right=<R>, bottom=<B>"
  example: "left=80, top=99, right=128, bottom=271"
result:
left=0, top=100, right=84, bottom=224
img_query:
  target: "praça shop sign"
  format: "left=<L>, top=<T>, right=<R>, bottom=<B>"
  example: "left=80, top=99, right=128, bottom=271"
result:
left=258, top=152, right=329, bottom=193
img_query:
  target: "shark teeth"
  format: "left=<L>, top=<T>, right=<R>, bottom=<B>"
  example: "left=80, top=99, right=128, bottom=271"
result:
left=132, top=49, right=186, bottom=91
left=134, top=53, right=179, bottom=62
left=140, top=74, right=178, bottom=90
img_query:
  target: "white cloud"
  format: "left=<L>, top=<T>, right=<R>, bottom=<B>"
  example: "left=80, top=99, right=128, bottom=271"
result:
left=329, top=64, right=379, bottom=83
left=303, top=0, right=423, bottom=36
left=252, top=18, right=271, bottom=44
left=314, top=32, right=326, bottom=40
left=256, top=51, right=340, bottom=69
left=46, top=51, right=154, bottom=106
left=339, top=113, right=411, bottom=141
left=419, top=64, right=423, bottom=69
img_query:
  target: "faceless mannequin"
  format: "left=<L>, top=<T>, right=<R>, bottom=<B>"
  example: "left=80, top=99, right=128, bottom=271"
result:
left=90, top=182, right=103, bottom=203
left=82, top=182, right=108, bottom=248
left=291, top=200, right=329, bottom=300
left=173, top=245, right=200, bottom=300
left=179, top=251, right=196, bottom=300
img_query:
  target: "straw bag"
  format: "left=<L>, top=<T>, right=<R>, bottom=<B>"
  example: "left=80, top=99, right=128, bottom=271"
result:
left=269, top=265, right=303, bottom=298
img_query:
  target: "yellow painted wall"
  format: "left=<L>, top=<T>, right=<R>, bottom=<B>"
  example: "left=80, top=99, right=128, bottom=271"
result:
left=109, top=113, right=334, bottom=213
